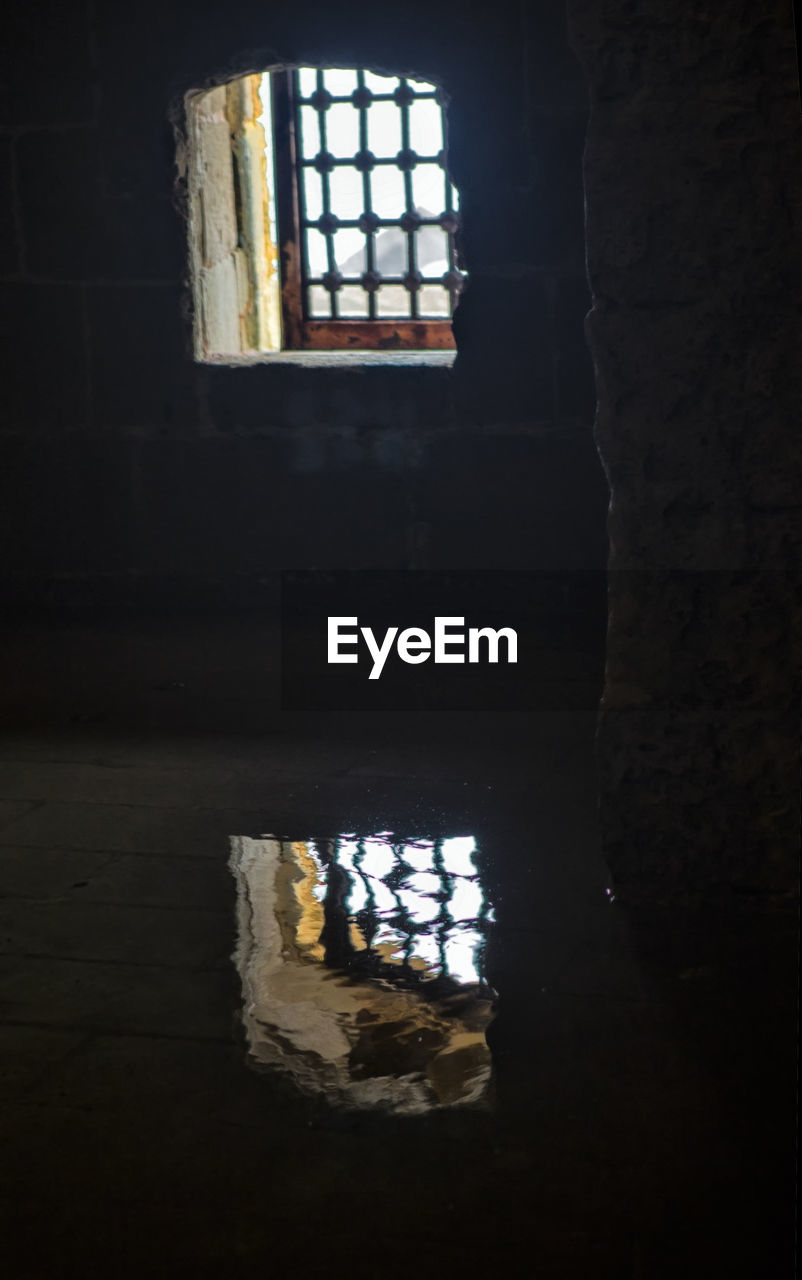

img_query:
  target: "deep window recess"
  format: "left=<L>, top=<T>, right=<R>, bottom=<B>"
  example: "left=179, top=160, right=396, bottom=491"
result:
left=186, top=68, right=465, bottom=359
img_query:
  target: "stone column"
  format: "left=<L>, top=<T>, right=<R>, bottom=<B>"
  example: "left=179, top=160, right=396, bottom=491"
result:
left=568, top=0, right=801, bottom=903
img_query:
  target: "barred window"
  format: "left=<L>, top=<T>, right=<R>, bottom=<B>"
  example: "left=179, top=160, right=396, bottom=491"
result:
left=186, top=68, right=466, bottom=359
left=272, top=68, right=464, bottom=350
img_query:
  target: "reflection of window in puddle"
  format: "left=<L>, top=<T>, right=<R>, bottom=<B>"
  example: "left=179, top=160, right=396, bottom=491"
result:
left=230, top=834, right=495, bottom=1113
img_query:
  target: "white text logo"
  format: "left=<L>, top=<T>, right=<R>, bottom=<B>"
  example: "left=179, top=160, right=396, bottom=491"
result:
left=327, top=616, right=518, bottom=680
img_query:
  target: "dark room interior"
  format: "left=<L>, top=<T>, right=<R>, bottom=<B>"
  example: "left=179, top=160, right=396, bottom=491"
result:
left=0, top=1, right=799, bottom=1276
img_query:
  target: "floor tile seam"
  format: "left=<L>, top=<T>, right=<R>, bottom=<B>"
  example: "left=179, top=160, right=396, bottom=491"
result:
left=0, top=791, right=317, bottom=808
left=0, top=843, right=231, bottom=860
left=0, top=895, right=233, bottom=916
left=0, top=799, right=47, bottom=831
left=0, top=1016, right=233, bottom=1045
left=0, top=948, right=233, bottom=971
left=0, top=848, right=124, bottom=898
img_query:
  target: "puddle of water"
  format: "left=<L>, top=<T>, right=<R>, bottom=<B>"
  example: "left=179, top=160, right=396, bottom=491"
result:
left=230, top=833, right=495, bottom=1113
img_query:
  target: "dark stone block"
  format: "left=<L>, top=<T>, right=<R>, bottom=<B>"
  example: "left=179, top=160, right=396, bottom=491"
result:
left=412, top=430, right=608, bottom=570
left=206, top=363, right=454, bottom=433
left=97, top=93, right=188, bottom=204
left=526, top=0, right=589, bottom=109
left=15, top=131, right=98, bottom=278
left=130, top=439, right=253, bottom=575
left=268, top=444, right=411, bottom=569
left=0, top=436, right=130, bottom=574
left=459, top=123, right=588, bottom=278
left=17, top=130, right=185, bottom=281
left=0, top=139, right=20, bottom=276
left=0, top=283, right=88, bottom=429
left=92, top=0, right=523, bottom=135
left=87, top=285, right=198, bottom=430
left=0, top=0, right=95, bottom=129
left=451, top=275, right=553, bottom=423
left=129, top=436, right=410, bottom=574
left=448, top=81, right=531, bottom=196
left=526, top=110, right=589, bottom=269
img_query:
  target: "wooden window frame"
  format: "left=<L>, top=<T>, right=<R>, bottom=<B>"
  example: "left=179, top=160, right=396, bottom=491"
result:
left=270, top=69, right=459, bottom=352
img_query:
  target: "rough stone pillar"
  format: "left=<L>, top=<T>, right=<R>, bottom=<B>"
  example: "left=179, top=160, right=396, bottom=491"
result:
left=568, top=1, right=801, bottom=903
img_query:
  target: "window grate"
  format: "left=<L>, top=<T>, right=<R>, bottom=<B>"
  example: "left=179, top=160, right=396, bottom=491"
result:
left=272, top=67, right=465, bottom=348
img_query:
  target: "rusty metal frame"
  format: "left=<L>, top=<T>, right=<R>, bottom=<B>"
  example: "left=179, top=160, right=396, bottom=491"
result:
left=271, top=69, right=459, bottom=351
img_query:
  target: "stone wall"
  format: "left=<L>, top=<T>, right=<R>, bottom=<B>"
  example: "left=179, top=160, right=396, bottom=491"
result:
left=0, top=0, right=606, bottom=612
left=3, top=0, right=798, bottom=901
left=569, top=0, right=801, bottom=901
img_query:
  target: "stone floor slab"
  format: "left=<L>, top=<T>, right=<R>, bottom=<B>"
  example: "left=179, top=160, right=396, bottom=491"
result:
left=0, top=898, right=232, bottom=968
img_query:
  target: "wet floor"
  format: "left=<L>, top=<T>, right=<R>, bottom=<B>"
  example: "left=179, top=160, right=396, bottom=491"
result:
left=230, top=833, right=495, bottom=1110
left=0, top=715, right=796, bottom=1278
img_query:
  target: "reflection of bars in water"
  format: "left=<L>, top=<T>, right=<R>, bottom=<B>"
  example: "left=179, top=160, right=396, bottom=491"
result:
left=307, top=835, right=493, bottom=988
left=230, top=834, right=494, bottom=1111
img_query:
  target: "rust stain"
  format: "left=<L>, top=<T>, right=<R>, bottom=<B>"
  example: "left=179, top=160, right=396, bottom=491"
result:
left=301, top=320, right=455, bottom=351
